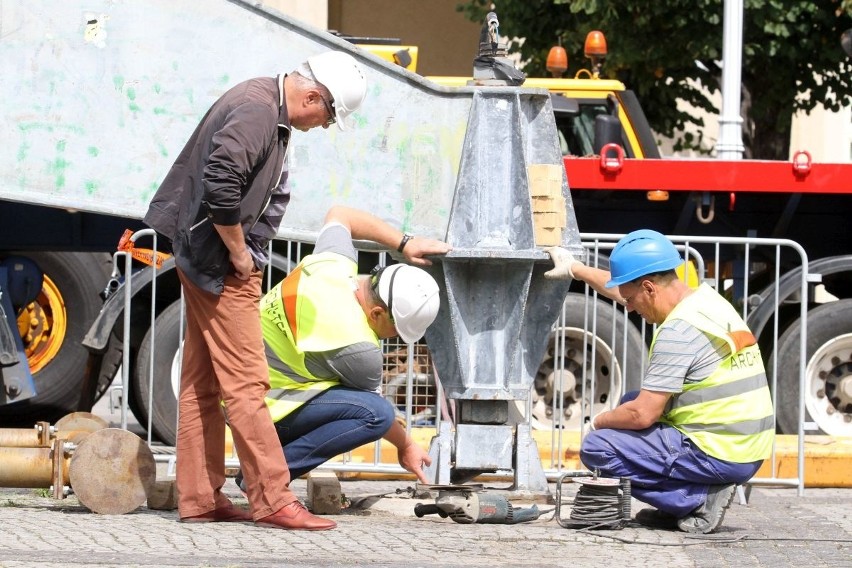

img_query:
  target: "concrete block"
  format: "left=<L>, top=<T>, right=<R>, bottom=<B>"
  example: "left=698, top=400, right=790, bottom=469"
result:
left=306, top=470, right=341, bottom=515
left=146, top=479, right=178, bottom=510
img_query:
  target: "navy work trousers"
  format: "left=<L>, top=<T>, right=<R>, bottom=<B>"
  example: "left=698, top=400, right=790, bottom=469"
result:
left=579, top=392, right=763, bottom=517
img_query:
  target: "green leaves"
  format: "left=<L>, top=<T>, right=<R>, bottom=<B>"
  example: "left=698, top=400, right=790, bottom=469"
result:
left=457, top=0, right=852, bottom=159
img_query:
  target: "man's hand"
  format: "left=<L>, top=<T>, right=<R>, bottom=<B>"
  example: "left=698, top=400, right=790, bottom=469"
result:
left=582, top=411, right=603, bottom=438
left=230, top=249, right=254, bottom=280
left=214, top=222, right=253, bottom=280
left=544, top=247, right=582, bottom=280
left=322, top=206, right=451, bottom=267
left=397, top=438, right=432, bottom=484
left=402, top=237, right=452, bottom=267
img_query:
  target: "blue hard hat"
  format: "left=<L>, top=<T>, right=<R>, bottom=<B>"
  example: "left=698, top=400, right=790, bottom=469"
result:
left=605, top=230, right=683, bottom=288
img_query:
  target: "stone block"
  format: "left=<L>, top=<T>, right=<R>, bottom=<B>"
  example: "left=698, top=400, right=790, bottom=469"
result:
left=146, top=479, right=178, bottom=511
left=306, top=470, right=341, bottom=515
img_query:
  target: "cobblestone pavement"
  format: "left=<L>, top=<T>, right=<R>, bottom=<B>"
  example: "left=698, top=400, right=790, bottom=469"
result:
left=0, top=477, right=850, bottom=568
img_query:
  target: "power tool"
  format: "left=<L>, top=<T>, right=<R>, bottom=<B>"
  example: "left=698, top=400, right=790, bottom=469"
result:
left=414, top=486, right=542, bottom=524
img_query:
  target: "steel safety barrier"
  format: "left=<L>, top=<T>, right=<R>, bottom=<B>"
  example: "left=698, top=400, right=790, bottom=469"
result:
left=109, top=231, right=809, bottom=495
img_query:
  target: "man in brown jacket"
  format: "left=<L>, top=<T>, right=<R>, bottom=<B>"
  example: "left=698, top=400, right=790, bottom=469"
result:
left=143, top=51, right=367, bottom=530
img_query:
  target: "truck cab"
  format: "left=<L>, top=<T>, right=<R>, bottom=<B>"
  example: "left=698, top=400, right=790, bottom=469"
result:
left=427, top=75, right=660, bottom=160
left=360, top=31, right=660, bottom=161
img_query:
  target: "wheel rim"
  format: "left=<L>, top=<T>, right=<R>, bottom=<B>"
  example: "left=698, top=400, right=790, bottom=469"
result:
left=530, top=327, right=623, bottom=430
left=170, top=343, right=182, bottom=400
left=805, top=332, right=852, bottom=436
left=17, top=274, right=66, bottom=374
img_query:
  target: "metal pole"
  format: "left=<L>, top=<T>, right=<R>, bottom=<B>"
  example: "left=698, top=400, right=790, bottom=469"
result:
left=0, top=447, right=70, bottom=488
left=716, top=0, right=745, bottom=159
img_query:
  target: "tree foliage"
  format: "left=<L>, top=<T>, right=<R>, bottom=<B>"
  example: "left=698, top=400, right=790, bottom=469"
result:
left=457, top=0, right=852, bottom=159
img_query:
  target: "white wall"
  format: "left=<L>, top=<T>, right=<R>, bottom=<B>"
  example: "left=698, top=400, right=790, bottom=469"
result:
left=657, top=85, right=852, bottom=163
left=790, top=105, right=852, bottom=163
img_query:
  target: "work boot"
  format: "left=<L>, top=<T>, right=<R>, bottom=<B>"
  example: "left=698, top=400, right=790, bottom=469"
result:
left=676, top=483, right=736, bottom=534
left=180, top=502, right=253, bottom=523
left=633, top=508, right=678, bottom=530
left=256, top=501, right=337, bottom=531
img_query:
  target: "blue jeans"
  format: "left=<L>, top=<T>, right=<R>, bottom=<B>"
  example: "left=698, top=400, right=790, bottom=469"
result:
left=274, top=386, right=396, bottom=479
left=579, top=392, right=763, bottom=517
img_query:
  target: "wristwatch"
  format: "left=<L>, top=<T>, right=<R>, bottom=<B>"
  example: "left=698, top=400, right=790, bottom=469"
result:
left=397, top=233, right=413, bottom=253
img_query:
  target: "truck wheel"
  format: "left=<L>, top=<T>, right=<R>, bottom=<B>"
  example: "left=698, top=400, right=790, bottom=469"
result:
left=0, top=252, right=112, bottom=426
left=771, top=299, right=852, bottom=436
left=528, top=292, right=647, bottom=430
left=134, top=300, right=182, bottom=446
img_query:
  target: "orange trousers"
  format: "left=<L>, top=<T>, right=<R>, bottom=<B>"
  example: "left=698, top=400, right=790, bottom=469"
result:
left=176, top=268, right=296, bottom=520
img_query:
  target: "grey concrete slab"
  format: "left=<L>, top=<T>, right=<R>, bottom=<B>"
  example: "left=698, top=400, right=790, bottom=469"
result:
left=0, top=478, right=850, bottom=568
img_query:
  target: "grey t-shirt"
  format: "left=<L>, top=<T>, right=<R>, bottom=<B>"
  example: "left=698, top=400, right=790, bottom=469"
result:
left=642, top=318, right=730, bottom=393
left=298, top=222, right=384, bottom=392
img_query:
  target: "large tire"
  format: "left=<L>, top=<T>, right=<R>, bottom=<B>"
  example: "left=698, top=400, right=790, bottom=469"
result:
left=527, top=292, right=647, bottom=430
left=134, top=300, right=182, bottom=446
left=770, top=299, right=852, bottom=436
left=0, top=251, right=112, bottom=426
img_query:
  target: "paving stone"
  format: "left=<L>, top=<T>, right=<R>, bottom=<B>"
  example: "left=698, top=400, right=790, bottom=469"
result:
left=0, top=482, right=850, bottom=567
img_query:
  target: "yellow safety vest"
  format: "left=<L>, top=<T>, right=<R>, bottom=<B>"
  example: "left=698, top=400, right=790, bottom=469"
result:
left=656, top=284, right=775, bottom=463
left=259, top=252, right=379, bottom=421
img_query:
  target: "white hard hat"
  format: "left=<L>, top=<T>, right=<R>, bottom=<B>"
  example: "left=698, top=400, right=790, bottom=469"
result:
left=374, top=264, right=440, bottom=344
left=307, top=51, right=367, bottom=131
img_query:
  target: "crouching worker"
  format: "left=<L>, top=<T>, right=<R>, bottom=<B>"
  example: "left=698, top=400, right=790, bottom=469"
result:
left=545, top=230, right=774, bottom=534
left=236, top=205, right=451, bottom=494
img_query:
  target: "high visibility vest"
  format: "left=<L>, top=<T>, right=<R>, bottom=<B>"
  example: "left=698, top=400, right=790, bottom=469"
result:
left=656, top=284, right=775, bottom=463
left=259, top=252, right=379, bottom=421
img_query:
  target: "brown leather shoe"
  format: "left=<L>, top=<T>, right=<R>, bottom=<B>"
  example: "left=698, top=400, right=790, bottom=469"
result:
left=256, top=501, right=337, bottom=531
left=180, top=502, right=253, bottom=523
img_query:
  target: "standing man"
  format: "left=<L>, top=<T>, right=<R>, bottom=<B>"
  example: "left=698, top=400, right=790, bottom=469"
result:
left=235, top=205, right=451, bottom=493
left=545, top=230, right=774, bottom=534
left=143, top=51, right=367, bottom=531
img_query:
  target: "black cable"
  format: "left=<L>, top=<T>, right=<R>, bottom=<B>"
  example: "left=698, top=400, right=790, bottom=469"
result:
left=570, top=484, right=623, bottom=524
left=572, top=531, right=852, bottom=547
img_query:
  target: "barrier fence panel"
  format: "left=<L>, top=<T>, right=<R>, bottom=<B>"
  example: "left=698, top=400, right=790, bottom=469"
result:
left=115, top=231, right=807, bottom=495
left=540, top=234, right=808, bottom=496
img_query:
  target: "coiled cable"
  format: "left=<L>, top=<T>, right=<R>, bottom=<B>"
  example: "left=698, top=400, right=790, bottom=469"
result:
left=554, top=472, right=630, bottom=530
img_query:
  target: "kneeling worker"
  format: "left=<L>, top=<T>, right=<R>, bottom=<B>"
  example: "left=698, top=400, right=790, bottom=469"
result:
left=545, top=230, right=774, bottom=534
left=236, top=205, right=451, bottom=501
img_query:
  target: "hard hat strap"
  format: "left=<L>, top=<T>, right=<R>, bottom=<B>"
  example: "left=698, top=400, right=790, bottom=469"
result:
left=369, top=265, right=397, bottom=323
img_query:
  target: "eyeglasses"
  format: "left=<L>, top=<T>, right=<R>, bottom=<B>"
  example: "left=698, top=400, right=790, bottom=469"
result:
left=370, top=265, right=396, bottom=323
left=622, top=290, right=639, bottom=306
left=319, top=94, right=336, bottom=127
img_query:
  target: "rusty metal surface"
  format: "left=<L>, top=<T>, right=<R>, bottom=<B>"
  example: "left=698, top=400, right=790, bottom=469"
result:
left=0, top=446, right=69, bottom=488
left=0, top=413, right=107, bottom=447
left=0, top=427, right=48, bottom=448
left=55, top=412, right=109, bottom=435
left=69, top=428, right=155, bottom=515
